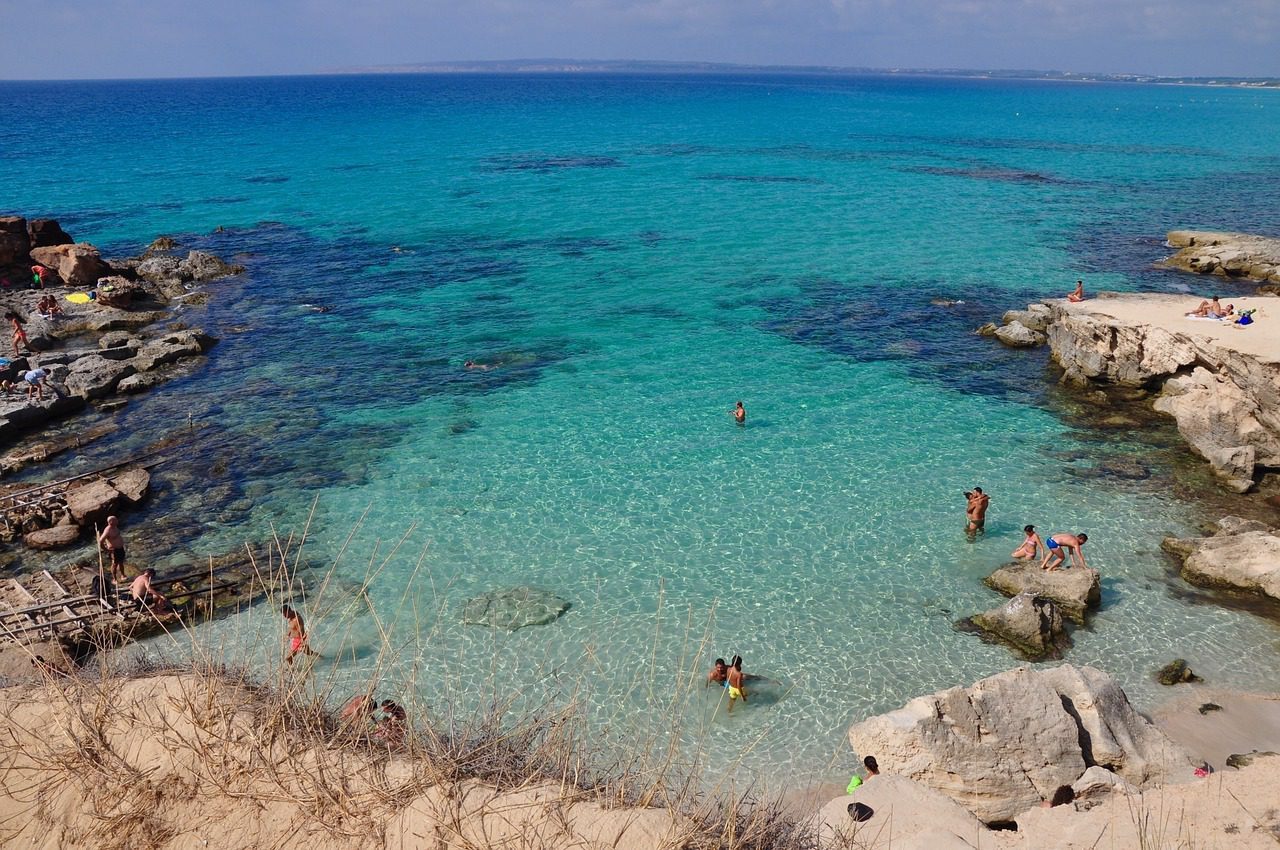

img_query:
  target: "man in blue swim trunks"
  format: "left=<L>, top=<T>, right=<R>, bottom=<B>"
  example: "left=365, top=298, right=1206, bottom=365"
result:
left=1040, top=532, right=1088, bottom=572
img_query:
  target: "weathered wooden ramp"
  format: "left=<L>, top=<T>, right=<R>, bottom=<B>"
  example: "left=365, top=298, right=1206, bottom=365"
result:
left=0, top=562, right=255, bottom=650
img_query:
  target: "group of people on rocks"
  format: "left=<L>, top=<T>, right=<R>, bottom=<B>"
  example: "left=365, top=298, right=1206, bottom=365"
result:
left=968, top=489, right=1090, bottom=571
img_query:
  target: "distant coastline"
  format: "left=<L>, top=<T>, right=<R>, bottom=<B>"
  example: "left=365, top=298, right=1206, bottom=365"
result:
left=327, top=58, right=1280, bottom=89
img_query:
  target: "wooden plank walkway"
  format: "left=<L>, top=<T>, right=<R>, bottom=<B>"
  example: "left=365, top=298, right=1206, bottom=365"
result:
left=0, top=561, right=256, bottom=648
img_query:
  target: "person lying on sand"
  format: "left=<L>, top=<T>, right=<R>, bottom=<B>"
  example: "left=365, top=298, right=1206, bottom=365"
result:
left=1066, top=280, right=1085, bottom=302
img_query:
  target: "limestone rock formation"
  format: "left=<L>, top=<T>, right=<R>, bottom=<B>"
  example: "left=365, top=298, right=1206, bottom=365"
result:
left=62, top=354, right=138, bottom=399
left=29, top=243, right=109, bottom=288
left=1002, top=304, right=1052, bottom=333
left=461, top=586, right=570, bottom=631
left=984, top=560, right=1100, bottom=623
left=1164, top=230, right=1280, bottom=283
left=846, top=664, right=1194, bottom=823
left=65, top=478, right=125, bottom=527
left=0, top=216, right=31, bottom=266
left=994, top=320, right=1046, bottom=348
left=23, top=524, right=81, bottom=550
left=26, top=218, right=73, bottom=249
left=966, top=591, right=1069, bottom=660
left=1162, top=516, right=1280, bottom=602
left=1043, top=296, right=1280, bottom=489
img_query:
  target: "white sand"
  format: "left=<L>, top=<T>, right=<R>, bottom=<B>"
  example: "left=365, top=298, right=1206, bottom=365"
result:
left=1058, top=293, right=1280, bottom=363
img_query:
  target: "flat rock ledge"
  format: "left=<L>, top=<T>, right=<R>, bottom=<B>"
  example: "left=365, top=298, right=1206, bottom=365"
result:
left=1162, top=515, right=1280, bottom=603
left=1164, top=230, right=1280, bottom=284
left=460, top=586, right=570, bottom=631
left=846, top=664, right=1195, bottom=824
left=962, top=591, right=1070, bottom=660
left=1033, top=293, right=1280, bottom=491
left=984, top=560, right=1100, bottom=624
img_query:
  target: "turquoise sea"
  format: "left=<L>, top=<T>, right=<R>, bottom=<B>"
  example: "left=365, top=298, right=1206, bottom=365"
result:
left=3, top=73, right=1280, bottom=788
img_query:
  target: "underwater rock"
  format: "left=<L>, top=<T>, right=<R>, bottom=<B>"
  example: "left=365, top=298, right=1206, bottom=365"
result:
left=461, top=586, right=570, bottom=631
left=1154, top=658, right=1202, bottom=686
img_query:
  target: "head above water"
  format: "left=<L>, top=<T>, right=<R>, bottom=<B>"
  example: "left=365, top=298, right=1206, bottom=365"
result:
left=973, top=487, right=983, bottom=495
left=730, top=655, right=742, bottom=669
left=281, top=604, right=296, bottom=619
left=714, top=658, right=726, bottom=668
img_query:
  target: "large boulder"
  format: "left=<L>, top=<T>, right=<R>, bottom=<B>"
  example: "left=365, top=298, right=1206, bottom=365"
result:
left=461, top=586, right=570, bottom=631
left=984, top=560, right=1101, bottom=623
left=62, top=354, right=137, bottom=399
left=29, top=242, right=109, bottom=288
left=132, top=329, right=215, bottom=372
left=27, top=218, right=73, bottom=248
left=135, top=254, right=184, bottom=282
left=1001, top=305, right=1052, bottom=333
left=813, top=775, right=989, bottom=849
left=0, top=215, right=30, bottom=266
left=1153, top=367, right=1278, bottom=492
left=179, top=250, right=243, bottom=281
left=108, top=467, right=150, bottom=504
left=65, top=478, right=123, bottom=527
left=23, top=524, right=81, bottom=550
left=994, top=320, right=1046, bottom=347
left=965, top=592, right=1069, bottom=660
left=1162, top=516, right=1280, bottom=602
left=846, top=664, right=1193, bottom=824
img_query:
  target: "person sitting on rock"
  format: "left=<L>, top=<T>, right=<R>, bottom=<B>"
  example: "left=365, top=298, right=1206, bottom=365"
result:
left=1040, top=532, right=1088, bottom=572
left=1012, top=525, right=1044, bottom=560
left=1066, top=280, right=1085, bottom=302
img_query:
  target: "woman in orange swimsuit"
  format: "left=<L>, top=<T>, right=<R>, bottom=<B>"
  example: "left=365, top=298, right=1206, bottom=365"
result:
left=4, top=311, right=28, bottom=357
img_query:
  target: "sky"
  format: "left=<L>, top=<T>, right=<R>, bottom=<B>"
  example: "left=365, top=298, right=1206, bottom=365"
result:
left=2, top=0, right=1278, bottom=80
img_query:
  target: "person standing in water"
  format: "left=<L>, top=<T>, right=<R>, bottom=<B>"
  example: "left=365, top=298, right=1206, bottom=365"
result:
left=707, top=658, right=728, bottom=687
left=965, top=488, right=989, bottom=536
left=282, top=604, right=319, bottom=664
left=732, top=401, right=746, bottom=425
left=726, top=655, right=747, bottom=712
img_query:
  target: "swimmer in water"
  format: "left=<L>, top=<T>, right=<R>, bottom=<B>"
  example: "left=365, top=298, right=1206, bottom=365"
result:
left=706, top=657, right=728, bottom=688
left=732, top=401, right=745, bottom=425
left=464, top=360, right=495, bottom=371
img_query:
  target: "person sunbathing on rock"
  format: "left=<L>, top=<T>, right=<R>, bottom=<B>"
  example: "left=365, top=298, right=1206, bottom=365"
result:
left=1011, top=524, right=1044, bottom=560
left=1066, top=280, right=1085, bottom=302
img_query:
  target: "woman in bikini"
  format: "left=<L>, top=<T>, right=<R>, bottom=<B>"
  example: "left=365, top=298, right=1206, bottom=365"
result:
left=1011, top=524, right=1044, bottom=560
left=5, top=311, right=27, bottom=357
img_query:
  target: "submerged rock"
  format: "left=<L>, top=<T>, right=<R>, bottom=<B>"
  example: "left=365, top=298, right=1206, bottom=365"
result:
left=984, top=560, right=1101, bottom=624
left=1154, top=658, right=1202, bottom=686
left=23, top=524, right=81, bottom=550
left=846, top=664, right=1194, bottom=824
left=461, top=586, right=570, bottom=631
left=965, top=592, right=1069, bottom=661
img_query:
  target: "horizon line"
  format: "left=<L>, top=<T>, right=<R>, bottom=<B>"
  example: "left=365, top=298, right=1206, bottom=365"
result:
left=2, top=58, right=1278, bottom=85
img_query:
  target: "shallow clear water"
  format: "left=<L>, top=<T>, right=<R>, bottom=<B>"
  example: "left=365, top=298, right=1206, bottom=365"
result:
left=4, top=73, right=1280, bottom=788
